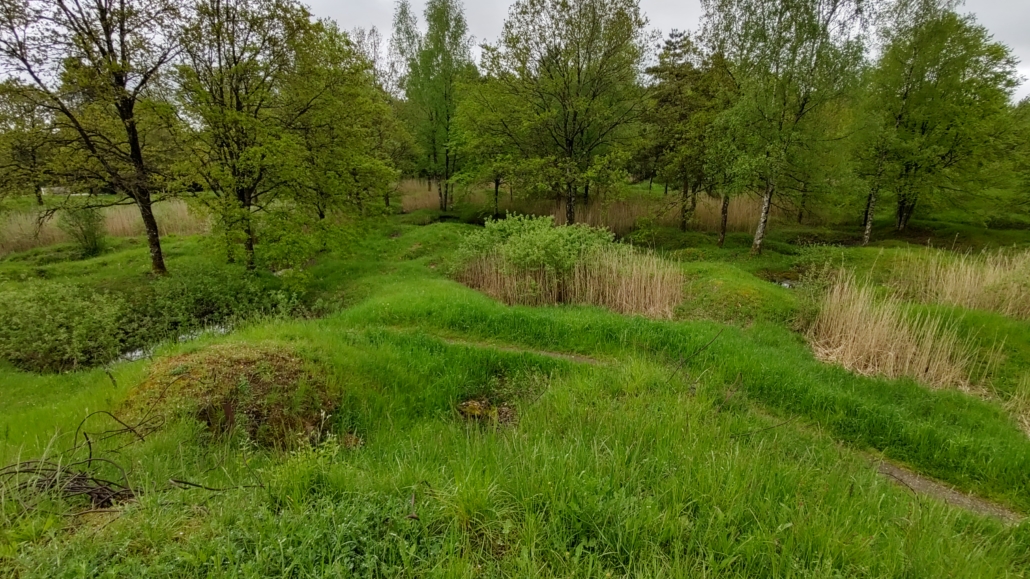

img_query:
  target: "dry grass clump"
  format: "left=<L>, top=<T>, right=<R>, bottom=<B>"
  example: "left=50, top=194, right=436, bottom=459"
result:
left=0, top=200, right=209, bottom=257
left=895, top=249, right=1030, bottom=320
left=1006, top=373, right=1030, bottom=437
left=457, top=247, right=684, bottom=319
left=808, top=274, right=977, bottom=390
left=124, top=343, right=334, bottom=448
left=399, top=179, right=441, bottom=212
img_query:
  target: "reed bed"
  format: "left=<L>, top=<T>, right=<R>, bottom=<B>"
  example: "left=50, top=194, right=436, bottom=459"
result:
left=808, top=273, right=977, bottom=390
left=456, top=246, right=684, bottom=319
left=894, top=249, right=1030, bottom=320
left=398, top=177, right=772, bottom=237
left=0, top=200, right=209, bottom=257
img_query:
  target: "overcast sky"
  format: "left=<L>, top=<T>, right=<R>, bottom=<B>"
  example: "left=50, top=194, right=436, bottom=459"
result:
left=308, top=0, right=1029, bottom=101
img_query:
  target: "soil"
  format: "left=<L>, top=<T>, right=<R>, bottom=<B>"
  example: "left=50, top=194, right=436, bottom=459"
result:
left=874, top=459, right=1024, bottom=525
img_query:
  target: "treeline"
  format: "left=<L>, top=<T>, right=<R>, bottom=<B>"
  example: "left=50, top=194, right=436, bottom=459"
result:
left=0, top=0, right=410, bottom=273
left=394, top=0, right=1028, bottom=253
left=0, top=0, right=1027, bottom=274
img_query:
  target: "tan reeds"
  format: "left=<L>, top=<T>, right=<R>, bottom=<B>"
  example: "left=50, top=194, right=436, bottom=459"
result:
left=456, top=246, right=684, bottom=319
left=1006, top=373, right=1030, bottom=437
left=808, top=273, right=976, bottom=390
left=0, top=200, right=209, bottom=257
left=399, top=179, right=442, bottom=212
left=894, top=249, right=1030, bottom=320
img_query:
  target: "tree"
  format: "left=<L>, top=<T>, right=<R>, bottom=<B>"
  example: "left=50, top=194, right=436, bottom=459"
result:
left=286, top=21, right=404, bottom=219
left=858, top=1, right=1018, bottom=240
left=646, top=31, right=736, bottom=232
left=392, top=0, right=475, bottom=211
left=0, top=81, right=53, bottom=205
left=0, top=0, right=182, bottom=274
left=702, top=0, right=867, bottom=254
left=176, top=0, right=313, bottom=268
left=476, top=0, right=651, bottom=225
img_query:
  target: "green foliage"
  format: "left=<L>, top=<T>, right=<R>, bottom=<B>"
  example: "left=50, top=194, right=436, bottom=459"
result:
left=0, top=282, right=124, bottom=372
left=457, top=215, right=614, bottom=274
left=0, top=261, right=295, bottom=373
left=58, top=206, right=106, bottom=258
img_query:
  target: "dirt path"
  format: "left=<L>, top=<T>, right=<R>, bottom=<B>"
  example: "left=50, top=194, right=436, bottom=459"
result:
left=436, top=336, right=602, bottom=366
left=875, top=459, right=1024, bottom=525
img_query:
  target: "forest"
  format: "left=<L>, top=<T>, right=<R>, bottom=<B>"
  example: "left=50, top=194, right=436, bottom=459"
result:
left=1, top=0, right=1030, bottom=576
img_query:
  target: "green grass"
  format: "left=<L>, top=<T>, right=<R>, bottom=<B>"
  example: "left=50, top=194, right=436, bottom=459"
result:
left=3, top=215, right=1030, bottom=576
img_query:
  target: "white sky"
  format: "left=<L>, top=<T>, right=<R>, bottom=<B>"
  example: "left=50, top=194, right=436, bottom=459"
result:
left=308, top=0, right=1030, bottom=101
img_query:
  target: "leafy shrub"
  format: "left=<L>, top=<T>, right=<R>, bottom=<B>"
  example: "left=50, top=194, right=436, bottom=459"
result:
left=0, top=282, right=125, bottom=372
left=123, top=263, right=285, bottom=350
left=454, top=215, right=683, bottom=318
left=456, top=214, right=614, bottom=274
left=0, top=265, right=298, bottom=373
left=59, top=206, right=106, bottom=258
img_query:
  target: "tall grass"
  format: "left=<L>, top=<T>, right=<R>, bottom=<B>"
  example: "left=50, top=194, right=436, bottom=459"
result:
left=457, top=247, right=684, bottom=318
left=808, top=274, right=978, bottom=390
left=895, top=249, right=1030, bottom=320
left=0, top=200, right=209, bottom=257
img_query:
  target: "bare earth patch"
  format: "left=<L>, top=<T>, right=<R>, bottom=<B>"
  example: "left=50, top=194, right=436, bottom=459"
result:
left=875, top=459, right=1024, bottom=525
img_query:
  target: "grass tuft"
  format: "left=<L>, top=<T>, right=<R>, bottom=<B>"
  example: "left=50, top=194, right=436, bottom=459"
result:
left=895, top=248, right=1030, bottom=320
left=808, top=273, right=977, bottom=390
left=458, top=246, right=684, bottom=318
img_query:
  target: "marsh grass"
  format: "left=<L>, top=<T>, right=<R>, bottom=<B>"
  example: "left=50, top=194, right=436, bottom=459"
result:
left=808, top=273, right=980, bottom=390
left=457, top=247, right=684, bottom=319
left=894, top=248, right=1030, bottom=320
left=0, top=201, right=209, bottom=257
left=398, top=178, right=776, bottom=236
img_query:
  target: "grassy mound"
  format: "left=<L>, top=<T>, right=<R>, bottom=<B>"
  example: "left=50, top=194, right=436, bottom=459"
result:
left=124, top=343, right=334, bottom=447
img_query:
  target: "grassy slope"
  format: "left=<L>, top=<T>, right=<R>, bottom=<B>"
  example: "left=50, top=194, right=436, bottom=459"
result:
left=2, top=218, right=1030, bottom=576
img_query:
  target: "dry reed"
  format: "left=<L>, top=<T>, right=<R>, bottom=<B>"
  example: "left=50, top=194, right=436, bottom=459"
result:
left=808, top=273, right=977, bottom=390
left=894, top=249, right=1030, bottom=320
left=398, top=176, right=772, bottom=237
left=456, top=246, right=684, bottom=319
left=0, top=200, right=209, bottom=257
left=1006, top=373, right=1030, bottom=437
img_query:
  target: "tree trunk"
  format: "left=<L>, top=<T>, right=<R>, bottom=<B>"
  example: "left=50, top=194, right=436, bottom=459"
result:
left=565, top=183, right=576, bottom=225
left=137, top=193, right=167, bottom=275
left=243, top=211, right=256, bottom=270
left=718, top=194, right=730, bottom=248
left=680, top=178, right=696, bottom=232
left=34, top=185, right=43, bottom=205
left=648, top=175, right=653, bottom=191
left=583, top=182, right=589, bottom=204
left=861, top=186, right=878, bottom=245
left=797, top=188, right=807, bottom=224
left=493, top=177, right=500, bottom=218
left=664, top=182, right=668, bottom=196
left=895, top=193, right=916, bottom=232
left=437, top=178, right=444, bottom=211
left=751, top=182, right=774, bottom=255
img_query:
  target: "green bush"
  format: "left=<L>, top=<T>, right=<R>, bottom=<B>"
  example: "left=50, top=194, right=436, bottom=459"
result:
left=0, top=265, right=297, bottom=373
left=59, top=206, right=107, bottom=258
left=457, top=214, right=614, bottom=274
left=0, top=282, right=125, bottom=372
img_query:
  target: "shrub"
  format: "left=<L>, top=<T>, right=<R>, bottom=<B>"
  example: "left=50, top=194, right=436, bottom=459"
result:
left=0, top=265, right=297, bottom=373
left=0, top=282, right=125, bottom=372
left=455, top=215, right=683, bottom=318
left=457, top=214, right=614, bottom=275
left=59, top=206, right=107, bottom=258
